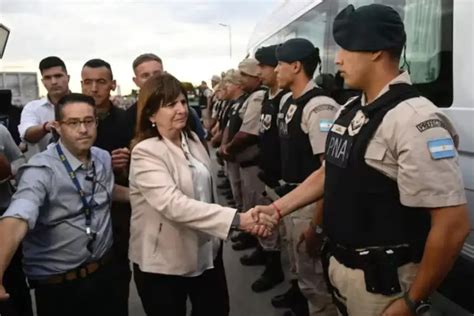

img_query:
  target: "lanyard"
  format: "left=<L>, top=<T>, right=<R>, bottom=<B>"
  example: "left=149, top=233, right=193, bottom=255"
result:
left=56, top=144, right=97, bottom=251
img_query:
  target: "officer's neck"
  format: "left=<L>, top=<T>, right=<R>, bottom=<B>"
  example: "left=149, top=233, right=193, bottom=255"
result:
left=232, top=91, right=245, bottom=100
left=290, top=76, right=310, bottom=99
left=269, top=83, right=279, bottom=96
left=363, top=66, right=400, bottom=104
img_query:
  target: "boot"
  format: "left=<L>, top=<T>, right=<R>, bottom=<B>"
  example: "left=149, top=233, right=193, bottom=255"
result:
left=251, top=250, right=284, bottom=292
left=240, top=244, right=265, bottom=266
left=271, top=279, right=300, bottom=309
left=232, top=234, right=258, bottom=251
left=291, top=297, right=309, bottom=316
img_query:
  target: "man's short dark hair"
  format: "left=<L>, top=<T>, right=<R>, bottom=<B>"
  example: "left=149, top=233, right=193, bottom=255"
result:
left=39, top=56, right=67, bottom=74
left=55, top=93, right=96, bottom=121
left=301, top=50, right=321, bottom=79
left=82, top=59, right=114, bottom=80
left=132, top=53, right=163, bottom=71
left=386, top=45, right=404, bottom=62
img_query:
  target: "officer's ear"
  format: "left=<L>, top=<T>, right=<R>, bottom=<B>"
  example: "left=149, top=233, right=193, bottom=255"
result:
left=292, top=61, right=303, bottom=74
left=370, top=51, right=383, bottom=62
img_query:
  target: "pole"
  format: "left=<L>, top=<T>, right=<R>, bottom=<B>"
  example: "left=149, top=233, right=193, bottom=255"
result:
left=228, top=25, right=232, bottom=59
left=219, top=23, right=232, bottom=59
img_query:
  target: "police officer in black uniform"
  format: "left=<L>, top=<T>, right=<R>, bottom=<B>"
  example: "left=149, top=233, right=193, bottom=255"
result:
left=253, top=4, right=470, bottom=316
left=272, top=38, right=338, bottom=316
left=239, top=45, right=289, bottom=293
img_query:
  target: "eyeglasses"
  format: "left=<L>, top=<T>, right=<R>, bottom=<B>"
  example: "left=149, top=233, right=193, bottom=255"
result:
left=60, top=118, right=98, bottom=130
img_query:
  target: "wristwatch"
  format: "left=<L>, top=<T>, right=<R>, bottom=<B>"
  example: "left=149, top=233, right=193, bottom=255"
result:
left=403, top=292, right=431, bottom=315
left=230, top=212, right=240, bottom=230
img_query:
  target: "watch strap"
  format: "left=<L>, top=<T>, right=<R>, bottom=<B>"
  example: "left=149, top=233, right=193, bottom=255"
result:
left=230, top=212, right=240, bottom=230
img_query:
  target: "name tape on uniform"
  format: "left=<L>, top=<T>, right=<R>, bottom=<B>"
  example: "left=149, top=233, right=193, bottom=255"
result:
left=319, top=119, right=334, bottom=132
left=428, top=138, right=455, bottom=160
left=416, top=119, right=447, bottom=133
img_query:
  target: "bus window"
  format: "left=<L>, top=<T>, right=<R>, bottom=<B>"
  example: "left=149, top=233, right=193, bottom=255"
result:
left=336, top=0, right=453, bottom=107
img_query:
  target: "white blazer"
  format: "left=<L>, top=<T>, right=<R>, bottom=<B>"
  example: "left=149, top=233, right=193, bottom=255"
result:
left=128, top=134, right=236, bottom=275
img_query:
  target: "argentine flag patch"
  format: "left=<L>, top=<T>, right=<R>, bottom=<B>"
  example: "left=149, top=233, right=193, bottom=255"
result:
left=320, top=119, right=334, bottom=132
left=428, top=138, right=456, bottom=160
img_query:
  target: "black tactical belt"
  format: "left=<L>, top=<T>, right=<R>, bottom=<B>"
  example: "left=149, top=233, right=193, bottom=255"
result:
left=329, top=241, right=416, bottom=270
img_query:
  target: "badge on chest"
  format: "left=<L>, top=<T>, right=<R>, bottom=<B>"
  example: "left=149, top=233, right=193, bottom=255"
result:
left=285, top=104, right=297, bottom=124
left=260, top=114, right=272, bottom=132
left=348, top=110, right=369, bottom=136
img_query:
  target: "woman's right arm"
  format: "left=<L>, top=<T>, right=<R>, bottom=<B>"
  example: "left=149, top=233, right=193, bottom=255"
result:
left=131, top=144, right=236, bottom=240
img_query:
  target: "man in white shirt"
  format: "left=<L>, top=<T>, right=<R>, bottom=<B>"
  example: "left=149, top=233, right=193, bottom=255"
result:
left=18, top=56, right=70, bottom=156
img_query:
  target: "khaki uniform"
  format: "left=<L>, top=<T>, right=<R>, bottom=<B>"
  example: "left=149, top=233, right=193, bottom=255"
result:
left=285, top=81, right=339, bottom=315
left=327, top=72, right=467, bottom=314
left=236, top=90, right=266, bottom=212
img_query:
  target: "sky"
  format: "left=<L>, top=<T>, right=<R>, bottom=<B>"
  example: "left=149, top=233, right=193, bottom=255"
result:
left=0, top=0, right=281, bottom=96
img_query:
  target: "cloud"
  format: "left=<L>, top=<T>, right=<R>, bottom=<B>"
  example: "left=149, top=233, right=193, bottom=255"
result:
left=0, top=0, right=279, bottom=97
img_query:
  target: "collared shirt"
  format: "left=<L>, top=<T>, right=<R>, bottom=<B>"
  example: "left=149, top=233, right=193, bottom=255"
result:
left=234, top=89, right=266, bottom=161
left=337, top=71, right=466, bottom=208
left=18, top=97, right=54, bottom=153
left=0, top=125, right=25, bottom=211
left=1, top=141, right=114, bottom=279
left=294, top=81, right=340, bottom=155
left=179, top=135, right=220, bottom=277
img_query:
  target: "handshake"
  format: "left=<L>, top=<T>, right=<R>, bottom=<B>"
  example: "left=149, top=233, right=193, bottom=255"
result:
left=238, top=204, right=281, bottom=238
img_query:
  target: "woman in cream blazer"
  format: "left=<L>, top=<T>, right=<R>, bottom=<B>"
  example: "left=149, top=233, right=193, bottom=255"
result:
left=129, top=74, right=266, bottom=316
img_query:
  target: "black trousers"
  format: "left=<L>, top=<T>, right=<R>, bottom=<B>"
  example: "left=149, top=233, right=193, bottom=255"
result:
left=0, top=247, right=33, bottom=316
left=134, top=245, right=230, bottom=316
left=34, top=260, right=126, bottom=316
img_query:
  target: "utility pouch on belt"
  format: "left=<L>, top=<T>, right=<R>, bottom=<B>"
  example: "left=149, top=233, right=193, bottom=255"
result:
left=363, top=250, right=402, bottom=295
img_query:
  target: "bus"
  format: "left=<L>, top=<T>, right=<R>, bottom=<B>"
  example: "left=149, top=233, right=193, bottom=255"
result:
left=247, top=0, right=473, bottom=314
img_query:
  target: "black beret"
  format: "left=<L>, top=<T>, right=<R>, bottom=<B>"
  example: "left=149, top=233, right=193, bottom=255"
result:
left=255, top=45, right=278, bottom=67
left=333, top=4, right=406, bottom=52
left=276, top=38, right=318, bottom=63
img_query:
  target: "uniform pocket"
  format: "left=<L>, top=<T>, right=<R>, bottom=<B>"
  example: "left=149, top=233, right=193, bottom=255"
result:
left=364, top=141, right=387, bottom=161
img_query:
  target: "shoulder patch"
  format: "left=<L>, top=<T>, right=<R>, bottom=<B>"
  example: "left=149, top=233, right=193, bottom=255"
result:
left=313, top=104, right=337, bottom=114
left=416, top=119, right=447, bottom=133
left=428, top=138, right=456, bottom=160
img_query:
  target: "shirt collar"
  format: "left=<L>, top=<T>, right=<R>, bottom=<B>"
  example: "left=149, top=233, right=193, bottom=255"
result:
left=361, top=71, right=412, bottom=106
left=296, top=80, right=317, bottom=99
left=58, top=140, right=88, bottom=171
left=40, top=97, right=54, bottom=107
left=268, top=88, right=284, bottom=100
